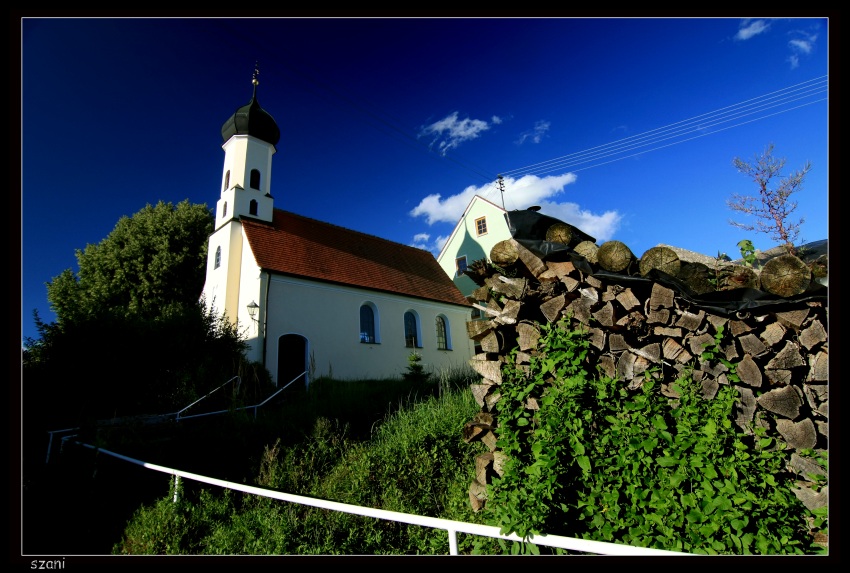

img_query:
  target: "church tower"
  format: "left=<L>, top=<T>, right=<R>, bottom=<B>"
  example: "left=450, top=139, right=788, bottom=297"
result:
left=201, top=66, right=280, bottom=337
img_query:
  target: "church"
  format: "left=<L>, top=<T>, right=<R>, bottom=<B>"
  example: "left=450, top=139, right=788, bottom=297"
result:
left=201, top=73, right=475, bottom=389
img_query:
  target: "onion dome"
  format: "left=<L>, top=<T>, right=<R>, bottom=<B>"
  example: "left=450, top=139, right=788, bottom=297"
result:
left=220, top=71, right=280, bottom=146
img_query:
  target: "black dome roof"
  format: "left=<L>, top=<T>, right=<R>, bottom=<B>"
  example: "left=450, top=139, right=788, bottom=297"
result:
left=220, top=82, right=280, bottom=146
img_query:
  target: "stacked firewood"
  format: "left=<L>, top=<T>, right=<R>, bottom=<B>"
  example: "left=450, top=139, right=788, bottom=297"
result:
left=462, top=236, right=828, bottom=528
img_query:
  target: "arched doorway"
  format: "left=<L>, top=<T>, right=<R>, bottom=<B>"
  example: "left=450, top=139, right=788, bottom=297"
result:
left=278, top=334, right=308, bottom=391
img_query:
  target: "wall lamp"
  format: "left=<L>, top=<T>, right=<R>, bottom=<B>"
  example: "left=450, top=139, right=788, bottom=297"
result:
left=247, top=300, right=259, bottom=322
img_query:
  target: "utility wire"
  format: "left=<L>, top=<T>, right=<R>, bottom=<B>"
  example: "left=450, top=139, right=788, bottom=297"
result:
left=500, top=76, right=827, bottom=179
left=201, top=21, right=827, bottom=202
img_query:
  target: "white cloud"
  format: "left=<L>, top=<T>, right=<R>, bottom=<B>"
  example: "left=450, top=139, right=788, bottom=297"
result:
left=410, top=172, right=623, bottom=250
left=735, top=19, right=770, bottom=41
left=409, top=233, right=449, bottom=253
left=788, top=38, right=813, bottom=54
left=515, top=120, right=551, bottom=145
left=787, top=54, right=800, bottom=69
left=418, top=112, right=496, bottom=156
left=536, top=201, right=622, bottom=243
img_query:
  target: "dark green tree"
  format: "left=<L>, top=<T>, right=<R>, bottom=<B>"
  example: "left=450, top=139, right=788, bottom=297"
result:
left=46, top=200, right=213, bottom=325
left=23, top=200, right=272, bottom=430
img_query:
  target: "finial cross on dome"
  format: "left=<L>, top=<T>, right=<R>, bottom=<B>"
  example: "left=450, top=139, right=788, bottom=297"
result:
left=252, top=61, right=260, bottom=86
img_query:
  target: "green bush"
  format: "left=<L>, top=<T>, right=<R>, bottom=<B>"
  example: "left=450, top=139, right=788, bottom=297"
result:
left=485, top=317, right=821, bottom=555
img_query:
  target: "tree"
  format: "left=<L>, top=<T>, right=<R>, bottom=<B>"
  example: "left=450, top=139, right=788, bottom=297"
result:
left=24, top=200, right=273, bottom=429
left=46, top=200, right=213, bottom=326
left=727, top=143, right=811, bottom=256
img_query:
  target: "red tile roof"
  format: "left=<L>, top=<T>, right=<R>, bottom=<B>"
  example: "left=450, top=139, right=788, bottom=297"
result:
left=241, top=210, right=470, bottom=307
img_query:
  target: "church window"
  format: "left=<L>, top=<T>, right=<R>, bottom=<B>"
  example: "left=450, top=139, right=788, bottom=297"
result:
left=404, top=311, right=421, bottom=348
left=214, top=246, right=221, bottom=269
left=249, top=199, right=258, bottom=216
left=224, top=170, right=230, bottom=191
left=360, top=303, right=377, bottom=343
left=250, top=169, right=261, bottom=190
left=436, top=315, right=450, bottom=350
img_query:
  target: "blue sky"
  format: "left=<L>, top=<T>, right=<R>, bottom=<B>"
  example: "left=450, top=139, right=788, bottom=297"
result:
left=20, top=17, right=829, bottom=344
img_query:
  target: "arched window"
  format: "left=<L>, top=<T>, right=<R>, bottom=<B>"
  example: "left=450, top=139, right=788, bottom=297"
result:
left=360, top=303, right=378, bottom=343
left=249, top=199, right=258, bottom=216
left=224, top=170, right=230, bottom=191
left=214, top=246, right=221, bottom=269
left=436, top=315, right=450, bottom=350
left=222, top=202, right=227, bottom=217
left=250, top=169, right=261, bottom=190
left=404, top=311, right=421, bottom=348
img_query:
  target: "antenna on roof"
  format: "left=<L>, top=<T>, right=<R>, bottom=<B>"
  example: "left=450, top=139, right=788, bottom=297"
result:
left=496, top=175, right=506, bottom=210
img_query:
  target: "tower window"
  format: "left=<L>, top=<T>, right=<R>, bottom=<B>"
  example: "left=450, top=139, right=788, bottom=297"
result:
left=214, top=246, right=221, bottom=269
left=250, top=169, right=261, bottom=190
left=249, top=199, right=258, bottom=216
left=223, top=202, right=227, bottom=217
left=224, top=170, right=230, bottom=191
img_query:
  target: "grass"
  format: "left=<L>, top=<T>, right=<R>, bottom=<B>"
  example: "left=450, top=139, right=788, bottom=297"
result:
left=25, top=365, right=497, bottom=555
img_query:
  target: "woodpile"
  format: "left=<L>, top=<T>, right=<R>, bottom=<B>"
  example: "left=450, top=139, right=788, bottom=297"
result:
left=462, top=236, right=828, bottom=524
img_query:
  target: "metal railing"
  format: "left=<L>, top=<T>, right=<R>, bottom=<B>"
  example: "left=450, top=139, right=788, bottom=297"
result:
left=67, top=439, right=691, bottom=557
left=44, top=372, right=307, bottom=463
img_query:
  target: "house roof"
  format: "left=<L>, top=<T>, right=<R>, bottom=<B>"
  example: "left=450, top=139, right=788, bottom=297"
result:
left=241, top=210, right=471, bottom=307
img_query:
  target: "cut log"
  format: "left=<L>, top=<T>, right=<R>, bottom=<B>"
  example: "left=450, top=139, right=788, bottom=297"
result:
left=760, top=254, right=811, bottom=297
left=540, top=294, right=566, bottom=323
left=545, top=222, right=574, bottom=245
left=737, top=354, right=763, bottom=387
left=475, top=452, right=495, bottom=484
left=597, top=240, right=635, bottom=273
left=775, top=419, right=817, bottom=450
left=765, top=341, right=805, bottom=370
left=513, top=238, right=548, bottom=277
left=516, top=321, right=541, bottom=351
left=639, top=246, right=681, bottom=277
left=490, top=239, right=519, bottom=268
left=775, top=308, right=810, bottom=331
left=573, top=240, right=598, bottom=264
left=677, top=262, right=715, bottom=295
left=649, top=283, right=675, bottom=310
left=718, top=265, right=760, bottom=291
left=466, top=319, right=495, bottom=340
left=758, top=386, right=803, bottom=418
left=592, top=301, right=615, bottom=327
left=760, top=322, right=787, bottom=348
left=469, top=359, right=503, bottom=384
left=615, top=288, right=641, bottom=311
left=799, top=320, right=827, bottom=350
left=675, top=310, right=705, bottom=332
left=546, top=260, right=577, bottom=279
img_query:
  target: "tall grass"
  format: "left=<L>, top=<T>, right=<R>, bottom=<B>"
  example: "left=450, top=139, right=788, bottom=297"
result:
left=111, top=366, right=495, bottom=555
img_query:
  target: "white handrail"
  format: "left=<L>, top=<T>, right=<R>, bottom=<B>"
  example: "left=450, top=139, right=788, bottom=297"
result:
left=70, top=441, right=691, bottom=557
left=45, top=373, right=308, bottom=462
left=176, top=376, right=241, bottom=419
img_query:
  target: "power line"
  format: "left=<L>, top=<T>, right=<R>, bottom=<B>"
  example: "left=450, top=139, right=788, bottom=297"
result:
left=499, top=76, right=828, bottom=180
left=201, top=21, right=827, bottom=200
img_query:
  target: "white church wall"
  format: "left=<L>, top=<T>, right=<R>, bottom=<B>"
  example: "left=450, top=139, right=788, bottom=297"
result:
left=263, top=275, right=474, bottom=383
